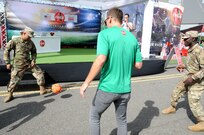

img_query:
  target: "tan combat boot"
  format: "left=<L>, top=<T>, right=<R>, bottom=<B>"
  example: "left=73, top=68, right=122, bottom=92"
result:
left=39, top=86, right=47, bottom=95
left=162, top=106, right=176, bottom=114
left=188, top=122, right=204, bottom=132
left=4, top=92, right=14, bottom=103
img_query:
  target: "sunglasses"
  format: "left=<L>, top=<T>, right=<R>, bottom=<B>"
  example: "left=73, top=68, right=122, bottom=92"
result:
left=104, top=16, right=112, bottom=26
left=183, top=38, right=188, bottom=41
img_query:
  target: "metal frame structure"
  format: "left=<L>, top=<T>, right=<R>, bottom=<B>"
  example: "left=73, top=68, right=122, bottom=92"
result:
left=0, top=0, right=6, bottom=50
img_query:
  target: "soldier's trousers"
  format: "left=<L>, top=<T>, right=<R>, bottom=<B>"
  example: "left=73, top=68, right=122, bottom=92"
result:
left=170, top=75, right=204, bottom=122
left=7, top=65, right=45, bottom=93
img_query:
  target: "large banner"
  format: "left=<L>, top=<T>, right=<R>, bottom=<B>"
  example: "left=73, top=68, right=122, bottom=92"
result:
left=6, top=0, right=101, bottom=46
left=101, top=2, right=145, bottom=44
left=151, top=2, right=184, bottom=53
left=120, top=3, right=145, bottom=44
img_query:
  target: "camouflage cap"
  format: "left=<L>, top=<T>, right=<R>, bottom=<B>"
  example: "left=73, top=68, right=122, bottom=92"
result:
left=21, top=27, right=35, bottom=38
left=182, top=30, right=198, bottom=39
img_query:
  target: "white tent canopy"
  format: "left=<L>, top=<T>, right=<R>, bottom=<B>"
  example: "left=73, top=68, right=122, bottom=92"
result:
left=48, top=0, right=147, bottom=10
left=13, top=0, right=147, bottom=10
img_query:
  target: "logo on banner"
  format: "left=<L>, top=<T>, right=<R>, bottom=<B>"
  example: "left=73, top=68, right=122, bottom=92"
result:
left=55, top=11, right=65, bottom=23
left=40, top=40, right=45, bottom=47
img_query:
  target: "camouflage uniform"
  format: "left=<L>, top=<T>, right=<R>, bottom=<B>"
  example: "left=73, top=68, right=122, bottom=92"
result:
left=171, top=44, right=204, bottom=122
left=4, top=37, right=45, bottom=93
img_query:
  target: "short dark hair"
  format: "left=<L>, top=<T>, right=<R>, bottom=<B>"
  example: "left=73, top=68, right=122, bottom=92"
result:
left=107, top=8, right=123, bottom=24
left=125, top=13, right=129, bottom=17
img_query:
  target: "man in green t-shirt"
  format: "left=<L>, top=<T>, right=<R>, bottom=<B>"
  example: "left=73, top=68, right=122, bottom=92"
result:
left=80, top=8, right=142, bottom=135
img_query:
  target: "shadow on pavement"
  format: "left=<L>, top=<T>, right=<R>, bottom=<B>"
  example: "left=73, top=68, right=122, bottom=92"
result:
left=61, top=94, right=72, bottom=99
left=0, top=98, right=54, bottom=132
left=110, top=100, right=159, bottom=135
left=43, top=89, right=72, bottom=98
left=16, top=84, right=40, bottom=91
left=176, top=95, right=197, bottom=124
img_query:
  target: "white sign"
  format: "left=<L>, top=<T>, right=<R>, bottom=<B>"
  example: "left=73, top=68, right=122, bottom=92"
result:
left=31, top=36, right=61, bottom=53
left=12, top=36, right=61, bottom=53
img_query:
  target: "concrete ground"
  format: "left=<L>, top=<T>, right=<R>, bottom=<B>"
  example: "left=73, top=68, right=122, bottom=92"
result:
left=0, top=67, right=204, bottom=135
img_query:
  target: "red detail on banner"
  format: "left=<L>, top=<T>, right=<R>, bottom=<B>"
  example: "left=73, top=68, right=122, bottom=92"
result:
left=54, top=11, right=65, bottom=23
left=172, top=7, right=183, bottom=26
left=40, top=40, right=45, bottom=47
left=68, top=17, right=74, bottom=21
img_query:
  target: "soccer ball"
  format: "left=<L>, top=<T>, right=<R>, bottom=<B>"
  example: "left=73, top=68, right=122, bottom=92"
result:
left=51, top=84, right=62, bottom=94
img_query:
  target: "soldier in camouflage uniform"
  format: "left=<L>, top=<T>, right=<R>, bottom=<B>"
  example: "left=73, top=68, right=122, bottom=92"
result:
left=162, top=31, right=204, bottom=132
left=3, top=27, right=48, bottom=103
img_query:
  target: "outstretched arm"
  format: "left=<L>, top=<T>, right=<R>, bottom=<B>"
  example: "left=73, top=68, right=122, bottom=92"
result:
left=80, top=55, right=107, bottom=97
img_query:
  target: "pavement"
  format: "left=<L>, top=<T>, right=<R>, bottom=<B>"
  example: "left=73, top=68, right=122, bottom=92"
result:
left=0, top=67, right=204, bottom=135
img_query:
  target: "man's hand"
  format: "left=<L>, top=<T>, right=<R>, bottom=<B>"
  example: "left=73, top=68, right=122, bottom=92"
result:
left=183, top=77, right=194, bottom=86
left=176, top=64, right=185, bottom=72
left=30, top=60, right=35, bottom=67
left=6, top=64, right=11, bottom=70
left=80, top=82, right=89, bottom=98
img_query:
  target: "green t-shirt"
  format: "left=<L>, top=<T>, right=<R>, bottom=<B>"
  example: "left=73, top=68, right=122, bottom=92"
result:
left=97, top=26, right=142, bottom=93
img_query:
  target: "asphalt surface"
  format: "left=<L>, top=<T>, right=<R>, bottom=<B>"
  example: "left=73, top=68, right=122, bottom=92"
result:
left=0, top=67, right=204, bottom=135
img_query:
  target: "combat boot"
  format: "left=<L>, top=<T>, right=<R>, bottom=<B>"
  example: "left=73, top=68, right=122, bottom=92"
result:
left=162, top=106, right=176, bottom=114
left=39, top=86, right=47, bottom=95
left=4, top=92, right=14, bottom=103
left=188, top=122, right=204, bottom=132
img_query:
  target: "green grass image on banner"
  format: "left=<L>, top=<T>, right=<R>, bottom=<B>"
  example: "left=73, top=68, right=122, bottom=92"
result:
left=36, top=48, right=96, bottom=64
left=36, top=48, right=187, bottom=65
